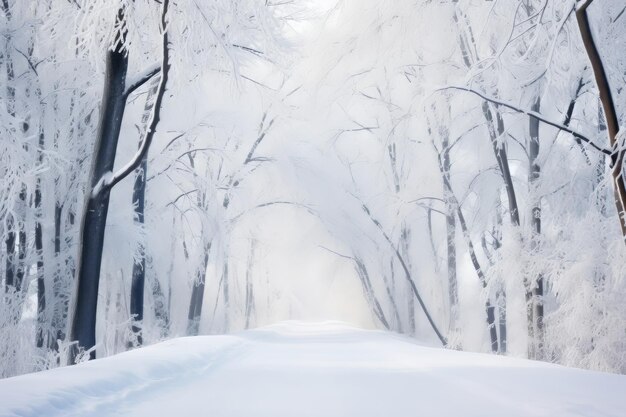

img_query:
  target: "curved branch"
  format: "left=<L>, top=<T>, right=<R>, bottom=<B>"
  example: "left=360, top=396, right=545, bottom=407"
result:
left=230, top=201, right=314, bottom=224
left=123, top=63, right=161, bottom=99
left=93, top=0, right=171, bottom=197
left=438, top=86, right=612, bottom=156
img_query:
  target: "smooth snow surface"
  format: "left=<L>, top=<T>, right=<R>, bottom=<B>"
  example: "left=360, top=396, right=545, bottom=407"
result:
left=1, top=322, right=625, bottom=417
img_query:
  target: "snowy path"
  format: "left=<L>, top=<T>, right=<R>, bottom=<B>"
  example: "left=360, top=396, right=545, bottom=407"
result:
left=1, top=322, right=625, bottom=417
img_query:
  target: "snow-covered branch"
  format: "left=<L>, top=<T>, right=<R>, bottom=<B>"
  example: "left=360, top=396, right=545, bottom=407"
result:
left=93, top=0, right=171, bottom=198
left=438, top=86, right=612, bottom=156
left=123, top=63, right=161, bottom=99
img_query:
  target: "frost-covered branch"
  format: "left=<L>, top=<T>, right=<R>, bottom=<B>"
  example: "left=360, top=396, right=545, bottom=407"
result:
left=438, top=86, right=612, bottom=156
left=230, top=201, right=313, bottom=224
left=92, top=0, right=171, bottom=198
left=123, top=63, right=161, bottom=99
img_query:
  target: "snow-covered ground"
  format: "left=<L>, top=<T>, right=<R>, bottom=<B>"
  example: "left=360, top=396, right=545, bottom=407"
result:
left=0, top=321, right=624, bottom=417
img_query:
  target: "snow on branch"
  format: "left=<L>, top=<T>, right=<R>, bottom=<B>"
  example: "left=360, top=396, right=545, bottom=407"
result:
left=123, top=63, right=161, bottom=99
left=438, top=86, right=612, bottom=156
left=92, top=0, right=171, bottom=199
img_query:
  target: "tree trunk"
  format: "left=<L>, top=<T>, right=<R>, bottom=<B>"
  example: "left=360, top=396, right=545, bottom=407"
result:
left=3, top=0, right=17, bottom=295
left=400, top=225, right=415, bottom=335
left=528, top=97, right=544, bottom=359
left=129, top=77, right=159, bottom=347
left=354, top=257, right=390, bottom=330
left=438, top=158, right=498, bottom=352
left=129, top=154, right=147, bottom=347
left=442, top=132, right=459, bottom=344
left=187, top=246, right=210, bottom=336
left=244, top=239, right=257, bottom=329
left=454, top=4, right=513, bottom=354
left=35, top=128, right=46, bottom=348
left=68, top=8, right=129, bottom=362
left=222, top=261, right=230, bottom=331
left=576, top=1, right=626, bottom=239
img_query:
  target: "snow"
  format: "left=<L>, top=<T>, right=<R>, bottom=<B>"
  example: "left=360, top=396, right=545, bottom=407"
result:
left=0, top=321, right=625, bottom=417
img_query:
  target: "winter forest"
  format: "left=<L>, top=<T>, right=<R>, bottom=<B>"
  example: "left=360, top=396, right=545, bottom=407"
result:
left=1, top=0, right=626, bottom=386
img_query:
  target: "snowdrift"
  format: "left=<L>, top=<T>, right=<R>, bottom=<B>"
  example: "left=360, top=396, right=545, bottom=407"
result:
left=0, top=322, right=624, bottom=417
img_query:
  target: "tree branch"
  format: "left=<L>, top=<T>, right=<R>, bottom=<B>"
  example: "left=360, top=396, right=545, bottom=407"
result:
left=93, top=0, right=171, bottom=198
left=123, top=63, right=161, bottom=99
left=359, top=201, right=448, bottom=346
left=438, top=86, right=612, bottom=156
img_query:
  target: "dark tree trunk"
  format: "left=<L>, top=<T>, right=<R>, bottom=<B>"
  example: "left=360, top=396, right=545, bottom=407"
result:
left=129, top=155, right=147, bottom=346
left=128, top=76, right=158, bottom=346
left=51, top=202, right=63, bottom=351
left=438, top=160, right=498, bottom=352
left=453, top=5, right=512, bottom=353
left=36, top=129, right=46, bottom=348
left=187, top=249, right=210, bottom=336
left=3, top=0, right=16, bottom=294
left=16, top=188, right=27, bottom=293
left=483, top=105, right=518, bottom=354
left=5, top=223, right=15, bottom=292
left=68, top=10, right=129, bottom=362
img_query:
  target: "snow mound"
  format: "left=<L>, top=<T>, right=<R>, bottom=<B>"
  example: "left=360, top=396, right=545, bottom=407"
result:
left=0, top=321, right=624, bottom=417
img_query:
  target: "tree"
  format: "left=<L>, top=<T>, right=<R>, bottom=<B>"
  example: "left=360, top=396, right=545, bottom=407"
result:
left=68, top=0, right=169, bottom=362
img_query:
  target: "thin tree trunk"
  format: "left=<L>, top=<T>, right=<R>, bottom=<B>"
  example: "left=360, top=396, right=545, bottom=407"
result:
left=361, top=203, right=447, bottom=345
left=244, top=239, right=257, bottom=329
left=400, top=225, right=415, bottom=335
left=151, top=274, right=170, bottom=337
left=437, top=154, right=498, bottom=352
left=454, top=6, right=512, bottom=352
left=129, top=154, right=147, bottom=347
left=187, top=246, right=210, bottom=336
left=51, top=202, right=63, bottom=351
left=222, top=261, right=230, bottom=332
left=576, top=1, right=626, bottom=239
left=35, top=128, right=46, bottom=348
left=129, top=77, right=159, bottom=346
left=354, top=257, right=390, bottom=330
left=442, top=132, right=459, bottom=344
left=387, top=143, right=412, bottom=333
left=492, top=210, right=507, bottom=354
left=528, top=97, right=543, bottom=359
left=383, top=261, right=403, bottom=331
left=3, top=0, right=17, bottom=294
left=5, top=223, right=15, bottom=292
